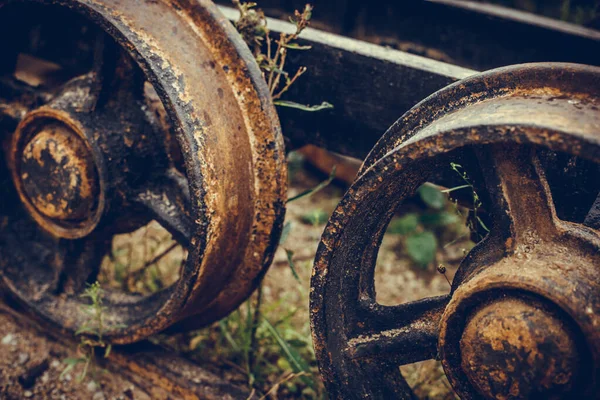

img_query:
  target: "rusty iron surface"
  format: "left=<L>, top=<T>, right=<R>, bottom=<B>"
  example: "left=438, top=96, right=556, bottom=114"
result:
left=310, top=63, right=600, bottom=399
left=0, top=0, right=286, bottom=344
left=459, top=296, right=581, bottom=398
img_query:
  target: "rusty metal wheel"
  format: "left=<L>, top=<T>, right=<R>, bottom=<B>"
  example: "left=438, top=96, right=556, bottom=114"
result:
left=0, top=0, right=286, bottom=343
left=310, top=63, right=600, bottom=399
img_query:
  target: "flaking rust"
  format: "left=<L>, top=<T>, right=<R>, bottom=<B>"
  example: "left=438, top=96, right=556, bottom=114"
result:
left=1, top=1, right=600, bottom=399
left=0, top=0, right=286, bottom=344
left=310, top=63, right=600, bottom=399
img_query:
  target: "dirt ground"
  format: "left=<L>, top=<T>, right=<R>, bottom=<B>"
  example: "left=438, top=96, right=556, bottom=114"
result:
left=0, top=156, right=468, bottom=399
left=0, top=305, right=156, bottom=400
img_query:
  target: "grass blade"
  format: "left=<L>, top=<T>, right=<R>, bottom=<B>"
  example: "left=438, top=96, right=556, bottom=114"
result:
left=262, top=318, right=314, bottom=387
left=288, top=166, right=336, bottom=203
left=274, top=100, right=334, bottom=112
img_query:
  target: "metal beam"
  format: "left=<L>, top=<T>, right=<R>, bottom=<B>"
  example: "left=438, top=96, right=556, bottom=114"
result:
left=220, top=6, right=476, bottom=157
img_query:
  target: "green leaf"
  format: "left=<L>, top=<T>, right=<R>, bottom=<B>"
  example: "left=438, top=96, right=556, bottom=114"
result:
left=75, top=325, right=99, bottom=336
left=406, top=231, right=438, bottom=267
left=476, top=216, right=491, bottom=233
left=78, top=357, right=91, bottom=382
left=288, top=166, right=336, bottom=203
left=60, top=358, right=86, bottom=379
left=218, top=320, right=240, bottom=352
left=300, top=209, right=329, bottom=226
left=287, top=339, right=309, bottom=348
left=263, top=65, right=289, bottom=76
left=263, top=318, right=314, bottom=387
left=279, top=221, right=293, bottom=245
left=274, top=100, right=334, bottom=112
left=418, top=184, right=446, bottom=210
left=285, top=248, right=300, bottom=282
left=419, top=212, right=460, bottom=227
left=282, top=43, right=312, bottom=50
left=387, top=214, right=419, bottom=235
left=62, top=357, right=86, bottom=366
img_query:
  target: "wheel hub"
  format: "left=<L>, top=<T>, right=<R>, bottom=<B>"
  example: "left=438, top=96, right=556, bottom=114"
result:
left=10, top=110, right=104, bottom=239
left=20, top=123, right=98, bottom=221
left=439, top=240, right=598, bottom=399
left=460, top=296, right=580, bottom=398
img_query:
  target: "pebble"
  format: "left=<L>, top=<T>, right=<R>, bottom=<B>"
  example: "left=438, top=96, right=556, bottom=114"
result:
left=93, top=391, right=106, bottom=400
left=1, top=333, right=16, bottom=346
left=87, top=381, right=98, bottom=392
left=18, top=352, right=30, bottom=365
left=51, top=360, right=60, bottom=369
left=24, top=391, right=33, bottom=398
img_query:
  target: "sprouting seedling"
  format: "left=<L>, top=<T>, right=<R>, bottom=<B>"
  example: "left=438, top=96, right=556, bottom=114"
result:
left=233, top=1, right=333, bottom=112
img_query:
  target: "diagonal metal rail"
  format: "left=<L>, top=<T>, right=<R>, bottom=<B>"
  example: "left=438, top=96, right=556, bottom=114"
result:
left=219, top=1, right=600, bottom=158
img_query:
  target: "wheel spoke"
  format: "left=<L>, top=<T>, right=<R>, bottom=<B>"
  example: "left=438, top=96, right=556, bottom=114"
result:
left=95, top=41, right=145, bottom=109
left=43, top=36, right=144, bottom=114
left=345, top=295, right=449, bottom=365
left=133, top=169, right=194, bottom=247
left=477, top=145, right=559, bottom=248
left=584, top=192, right=600, bottom=230
left=0, top=76, right=49, bottom=126
left=53, top=235, right=111, bottom=295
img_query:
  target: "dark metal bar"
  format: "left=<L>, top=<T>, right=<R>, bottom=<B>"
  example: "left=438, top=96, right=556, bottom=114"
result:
left=220, top=2, right=600, bottom=158
left=220, top=6, right=475, bottom=158
left=218, top=0, right=600, bottom=71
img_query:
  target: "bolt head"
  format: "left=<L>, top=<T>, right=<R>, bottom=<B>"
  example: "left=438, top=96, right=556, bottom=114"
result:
left=20, top=124, right=98, bottom=221
left=460, top=297, right=580, bottom=399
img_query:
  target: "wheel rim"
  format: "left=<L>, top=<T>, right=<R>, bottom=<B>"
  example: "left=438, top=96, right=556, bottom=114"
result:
left=0, top=0, right=286, bottom=343
left=310, top=63, right=600, bottom=399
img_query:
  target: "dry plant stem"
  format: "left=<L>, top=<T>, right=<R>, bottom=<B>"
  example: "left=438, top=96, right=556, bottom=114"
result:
left=234, top=1, right=313, bottom=100
left=125, top=242, right=179, bottom=282
left=260, top=372, right=309, bottom=400
left=248, top=284, right=263, bottom=375
left=272, top=67, right=307, bottom=101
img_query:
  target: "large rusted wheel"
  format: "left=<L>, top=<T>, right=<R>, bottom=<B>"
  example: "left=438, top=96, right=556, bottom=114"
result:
left=0, top=0, right=286, bottom=343
left=311, top=63, right=600, bottom=399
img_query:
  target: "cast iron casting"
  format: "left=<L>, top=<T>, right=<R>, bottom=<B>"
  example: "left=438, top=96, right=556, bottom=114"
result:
left=1, top=2, right=599, bottom=399
left=310, top=63, right=600, bottom=399
left=0, top=0, right=287, bottom=344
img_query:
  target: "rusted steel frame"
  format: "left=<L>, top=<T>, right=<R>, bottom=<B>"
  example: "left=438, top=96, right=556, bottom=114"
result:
left=0, top=0, right=286, bottom=343
left=219, top=5, right=475, bottom=159
left=217, top=0, right=600, bottom=71
left=310, top=63, right=600, bottom=399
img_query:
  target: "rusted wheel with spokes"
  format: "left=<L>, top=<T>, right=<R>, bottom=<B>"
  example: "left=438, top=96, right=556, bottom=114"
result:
left=311, top=63, right=600, bottom=399
left=0, top=0, right=286, bottom=343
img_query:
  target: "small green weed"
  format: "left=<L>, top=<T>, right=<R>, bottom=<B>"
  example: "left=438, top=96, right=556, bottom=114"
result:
left=61, top=282, right=111, bottom=382
left=387, top=184, right=463, bottom=268
left=187, top=273, right=322, bottom=398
